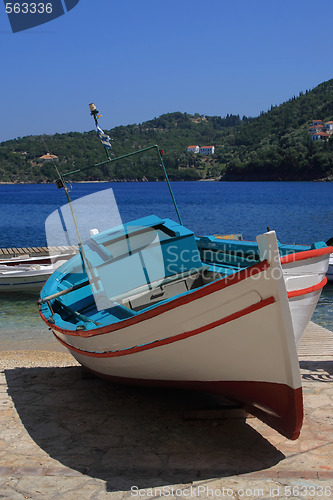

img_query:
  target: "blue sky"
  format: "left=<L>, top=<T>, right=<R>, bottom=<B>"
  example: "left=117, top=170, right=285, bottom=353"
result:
left=0, top=0, right=332, bottom=142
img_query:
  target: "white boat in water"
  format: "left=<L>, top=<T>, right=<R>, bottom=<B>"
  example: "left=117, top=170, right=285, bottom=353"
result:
left=0, top=250, right=77, bottom=293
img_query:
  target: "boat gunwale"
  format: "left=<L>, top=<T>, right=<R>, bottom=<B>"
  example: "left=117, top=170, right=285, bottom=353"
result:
left=39, top=258, right=270, bottom=338
left=280, top=245, right=333, bottom=265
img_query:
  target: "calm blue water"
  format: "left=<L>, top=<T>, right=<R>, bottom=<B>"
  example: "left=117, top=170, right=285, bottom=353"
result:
left=1, top=181, right=333, bottom=246
left=0, top=181, right=332, bottom=349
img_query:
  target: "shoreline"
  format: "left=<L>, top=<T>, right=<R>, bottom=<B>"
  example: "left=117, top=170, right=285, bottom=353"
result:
left=0, top=349, right=79, bottom=369
left=1, top=178, right=332, bottom=185
left=0, top=341, right=67, bottom=354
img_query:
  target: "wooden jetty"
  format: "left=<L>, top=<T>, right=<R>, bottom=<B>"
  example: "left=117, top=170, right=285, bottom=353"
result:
left=298, top=320, right=333, bottom=358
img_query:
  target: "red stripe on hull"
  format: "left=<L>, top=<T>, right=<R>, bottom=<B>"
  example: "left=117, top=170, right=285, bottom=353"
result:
left=52, top=296, right=275, bottom=358
left=83, top=369, right=303, bottom=440
left=287, top=277, right=327, bottom=298
left=281, top=246, right=333, bottom=265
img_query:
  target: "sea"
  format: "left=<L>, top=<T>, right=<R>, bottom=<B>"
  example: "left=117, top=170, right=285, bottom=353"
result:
left=0, top=181, right=332, bottom=350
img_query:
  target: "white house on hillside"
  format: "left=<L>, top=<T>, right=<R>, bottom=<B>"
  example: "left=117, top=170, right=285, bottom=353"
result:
left=199, top=146, right=215, bottom=155
left=308, top=124, right=325, bottom=134
left=311, top=132, right=329, bottom=141
left=187, top=145, right=200, bottom=153
left=309, top=119, right=333, bottom=141
left=324, top=121, right=333, bottom=134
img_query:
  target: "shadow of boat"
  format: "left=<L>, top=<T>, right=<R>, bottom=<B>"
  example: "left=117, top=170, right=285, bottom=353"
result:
left=5, top=365, right=285, bottom=491
left=300, top=360, right=333, bottom=382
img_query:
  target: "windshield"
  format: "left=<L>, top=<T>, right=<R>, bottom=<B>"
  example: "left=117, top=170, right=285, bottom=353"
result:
left=45, top=187, right=167, bottom=311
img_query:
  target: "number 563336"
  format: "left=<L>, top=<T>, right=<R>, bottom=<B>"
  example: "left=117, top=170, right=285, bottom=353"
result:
left=5, top=3, right=53, bottom=14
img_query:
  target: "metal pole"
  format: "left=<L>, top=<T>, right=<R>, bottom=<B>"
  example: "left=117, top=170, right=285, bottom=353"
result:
left=156, top=147, right=183, bottom=226
left=60, top=145, right=159, bottom=178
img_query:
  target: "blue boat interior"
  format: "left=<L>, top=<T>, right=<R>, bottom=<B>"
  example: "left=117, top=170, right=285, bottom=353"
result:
left=196, top=234, right=326, bottom=271
left=40, top=216, right=222, bottom=332
left=39, top=215, right=328, bottom=332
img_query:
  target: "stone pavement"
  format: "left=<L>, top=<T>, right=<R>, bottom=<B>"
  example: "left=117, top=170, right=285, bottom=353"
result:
left=0, top=323, right=332, bottom=499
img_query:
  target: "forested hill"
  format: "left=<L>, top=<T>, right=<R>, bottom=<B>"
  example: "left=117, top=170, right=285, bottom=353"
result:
left=1, top=79, right=333, bottom=183
left=223, top=79, right=333, bottom=180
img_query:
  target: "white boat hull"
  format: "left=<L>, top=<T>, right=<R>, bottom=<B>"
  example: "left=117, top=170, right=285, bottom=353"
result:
left=0, top=261, right=67, bottom=293
left=0, top=269, right=54, bottom=292
left=281, top=248, right=330, bottom=344
left=0, top=248, right=78, bottom=293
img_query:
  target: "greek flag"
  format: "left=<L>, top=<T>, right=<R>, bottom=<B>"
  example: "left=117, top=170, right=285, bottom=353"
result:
left=97, top=126, right=112, bottom=149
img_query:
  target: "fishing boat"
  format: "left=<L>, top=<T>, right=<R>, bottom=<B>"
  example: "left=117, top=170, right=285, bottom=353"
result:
left=196, top=235, right=331, bottom=345
left=0, top=248, right=77, bottom=293
left=0, top=262, right=61, bottom=293
left=38, top=104, right=333, bottom=441
left=0, top=247, right=77, bottom=267
left=39, top=215, right=305, bottom=440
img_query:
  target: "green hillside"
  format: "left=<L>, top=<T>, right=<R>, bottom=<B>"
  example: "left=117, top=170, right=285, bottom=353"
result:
left=223, top=79, right=333, bottom=180
left=0, top=112, right=239, bottom=182
left=1, top=79, right=333, bottom=183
